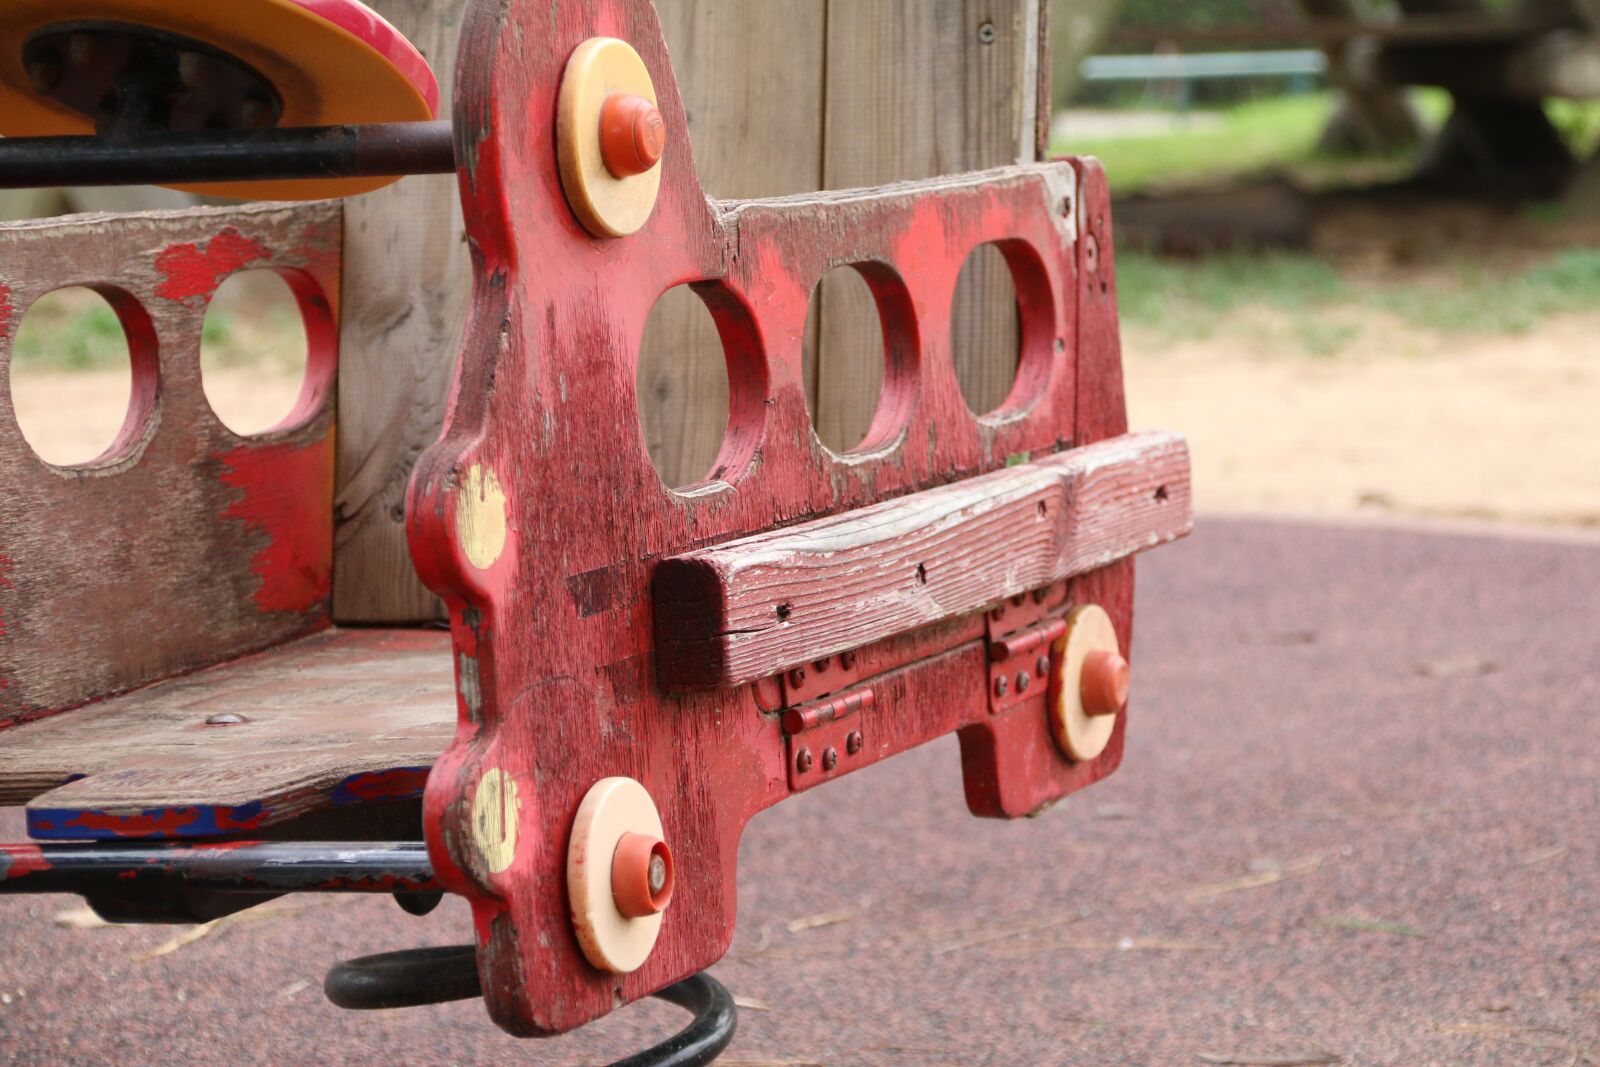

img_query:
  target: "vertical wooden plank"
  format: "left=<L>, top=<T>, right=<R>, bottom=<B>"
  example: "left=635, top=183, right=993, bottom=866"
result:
left=640, top=1, right=828, bottom=489
left=332, top=0, right=470, bottom=622
left=818, top=0, right=1043, bottom=446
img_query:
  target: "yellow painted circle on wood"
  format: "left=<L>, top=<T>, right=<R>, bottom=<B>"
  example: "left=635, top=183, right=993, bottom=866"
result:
left=1048, top=604, right=1121, bottom=762
left=0, top=0, right=437, bottom=199
left=567, top=777, right=667, bottom=974
left=471, top=768, right=520, bottom=876
left=456, top=463, right=509, bottom=571
left=556, top=37, right=663, bottom=238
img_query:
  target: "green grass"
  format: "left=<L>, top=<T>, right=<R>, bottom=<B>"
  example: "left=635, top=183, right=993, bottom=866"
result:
left=1056, top=89, right=1600, bottom=195
left=10, top=289, right=130, bottom=371
left=1118, top=246, right=1600, bottom=354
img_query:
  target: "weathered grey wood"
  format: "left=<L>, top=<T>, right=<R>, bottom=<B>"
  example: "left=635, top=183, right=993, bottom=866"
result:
left=655, top=432, right=1191, bottom=691
left=639, top=1, right=827, bottom=487
left=817, top=0, right=1043, bottom=445
left=0, top=628, right=453, bottom=832
left=332, top=0, right=470, bottom=623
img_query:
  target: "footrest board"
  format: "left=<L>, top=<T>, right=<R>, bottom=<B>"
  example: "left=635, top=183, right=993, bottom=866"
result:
left=0, top=628, right=454, bottom=841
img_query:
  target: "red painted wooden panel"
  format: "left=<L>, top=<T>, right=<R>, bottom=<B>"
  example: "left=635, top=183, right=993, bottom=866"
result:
left=407, top=0, right=1185, bottom=1036
left=0, top=203, right=342, bottom=731
left=656, top=431, right=1191, bottom=690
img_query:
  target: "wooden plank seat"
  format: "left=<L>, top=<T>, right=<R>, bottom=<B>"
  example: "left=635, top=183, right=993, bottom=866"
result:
left=0, top=202, right=461, bottom=841
left=0, top=628, right=453, bottom=840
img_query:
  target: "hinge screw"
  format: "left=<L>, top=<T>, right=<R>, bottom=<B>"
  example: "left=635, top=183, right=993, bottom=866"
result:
left=796, top=747, right=814, bottom=773
left=822, top=747, right=838, bottom=771
left=1015, top=671, right=1031, bottom=694
left=846, top=731, right=863, bottom=755
left=1032, top=588, right=1049, bottom=604
left=788, top=666, right=806, bottom=687
left=994, top=675, right=1010, bottom=697
left=1036, top=654, right=1051, bottom=678
left=840, top=651, right=857, bottom=670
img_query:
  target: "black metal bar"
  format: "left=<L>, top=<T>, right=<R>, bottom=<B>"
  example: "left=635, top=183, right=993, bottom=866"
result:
left=0, top=840, right=439, bottom=895
left=0, top=120, right=455, bottom=189
left=613, top=974, right=739, bottom=1067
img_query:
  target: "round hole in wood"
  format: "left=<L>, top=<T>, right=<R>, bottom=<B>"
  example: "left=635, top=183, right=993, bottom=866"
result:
left=950, top=241, right=1053, bottom=418
left=802, top=261, right=918, bottom=455
left=201, top=269, right=328, bottom=436
left=636, top=281, right=764, bottom=491
left=8, top=285, right=156, bottom=467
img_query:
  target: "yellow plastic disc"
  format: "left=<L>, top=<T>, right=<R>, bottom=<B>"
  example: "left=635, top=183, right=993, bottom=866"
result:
left=0, top=0, right=439, bottom=199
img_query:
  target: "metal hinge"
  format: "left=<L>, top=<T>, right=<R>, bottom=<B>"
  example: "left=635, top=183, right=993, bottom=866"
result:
left=782, top=686, right=872, bottom=792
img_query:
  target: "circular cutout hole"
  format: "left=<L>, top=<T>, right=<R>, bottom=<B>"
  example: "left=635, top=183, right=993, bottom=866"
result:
left=950, top=243, right=1026, bottom=417
left=638, top=282, right=765, bottom=490
left=803, top=265, right=883, bottom=453
left=9, top=286, right=153, bottom=466
left=200, top=270, right=311, bottom=435
left=802, top=262, right=918, bottom=455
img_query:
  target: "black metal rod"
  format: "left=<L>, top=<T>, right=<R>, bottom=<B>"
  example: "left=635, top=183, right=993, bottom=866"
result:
left=0, top=840, right=439, bottom=895
left=0, top=120, right=455, bottom=188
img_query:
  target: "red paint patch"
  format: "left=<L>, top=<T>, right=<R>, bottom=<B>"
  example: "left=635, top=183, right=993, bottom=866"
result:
left=154, top=229, right=270, bottom=306
left=217, top=440, right=335, bottom=614
left=0, top=283, right=13, bottom=340
left=338, top=767, right=430, bottom=804
left=0, top=844, right=50, bottom=878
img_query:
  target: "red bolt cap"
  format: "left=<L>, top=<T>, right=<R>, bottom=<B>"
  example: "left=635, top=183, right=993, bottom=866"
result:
left=612, top=832, right=674, bottom=919
left=1080, top=650, right=1129, bottom=717
left=599, top=93, right=666, bottom=178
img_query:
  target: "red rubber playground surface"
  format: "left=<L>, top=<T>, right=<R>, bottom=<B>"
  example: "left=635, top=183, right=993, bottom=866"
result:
left=0, top=518, right=1595, bottom=1065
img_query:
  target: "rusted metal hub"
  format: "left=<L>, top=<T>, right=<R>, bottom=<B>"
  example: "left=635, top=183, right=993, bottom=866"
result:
left=23, top=21, right=284, bottom=136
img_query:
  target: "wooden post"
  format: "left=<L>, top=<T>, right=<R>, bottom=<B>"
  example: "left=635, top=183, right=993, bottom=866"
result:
left=333, top=0, right=1051, bottom=621
left=333, top=0, right=469, bottom=622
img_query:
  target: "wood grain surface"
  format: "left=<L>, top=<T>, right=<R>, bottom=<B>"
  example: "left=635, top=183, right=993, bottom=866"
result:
left=0, top=202, right=342, bottom=730
left=656, top=431, right=1191, bottom=690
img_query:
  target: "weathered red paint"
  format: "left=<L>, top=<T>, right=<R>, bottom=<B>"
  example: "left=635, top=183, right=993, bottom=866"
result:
left=59, top=806, right=264, bottom=840
left=405, top=0, right=1188, bottom=1038
left=0, top=844, right=50, bottom=878
left=154, top=228, right=271, bottom=306
left=218, top=439, right=336, bottom=615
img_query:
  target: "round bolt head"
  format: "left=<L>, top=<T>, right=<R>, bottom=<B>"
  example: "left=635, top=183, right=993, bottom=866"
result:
left=612, top=832, right=674, bottom=918
left=840, top=651, right=857, bottom=670
left=789, top=666, right=807, bottom=687
left=822, top=747, right=838, bottom=772
left=1036, top=654, right=1051, bottom=678
left=599, top=92, right=666, bottom=178
left=1081, top=650, right=1130, bottom=718
left=846, top=731, right=863, bottom=755
left=204, top=713, right=247, bottom=726
left=796, top=748, right=814, bottom=773
left=994, top=675, right=1010, bottom=697
left=1015, top=671, right=1031, bottom=694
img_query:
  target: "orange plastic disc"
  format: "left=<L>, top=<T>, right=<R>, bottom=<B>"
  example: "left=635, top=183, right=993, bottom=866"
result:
left=0, top=0, right=438, bottom=200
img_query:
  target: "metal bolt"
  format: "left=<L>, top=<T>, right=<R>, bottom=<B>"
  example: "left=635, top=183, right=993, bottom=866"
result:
left=989, top=607, right=1005, bottom=622
left=204, top=713, right=247, bottom=726
left=1036, top=654, right=1051, bottom=678
left=1015, top=671, right=1031, bottom=694
left=796, top=748, right=814, bottom=773
left=648, top=854, right=668, bottom=894
left=789, top=666, right=807, bottom=687
left=822, top=747, right=838, bottom=772
left=994, top=675, right=1010, bottom=697
left=977, top=21, right=997, bottom=44
left=1011, top=594, right=1026, bottom=607
left=813, top=659, right=830, bottom=673
left=840, top=651, right=857, bottom=670
left=846, top=731, right=863, bottom=755
left=1032, top=588, right=1049, bottom=604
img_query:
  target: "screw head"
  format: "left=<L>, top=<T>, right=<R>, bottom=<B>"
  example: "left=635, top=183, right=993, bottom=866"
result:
left=846, top=731, right=863, bottom=755
left=812, top=659, right=830, bottom=673
left=796, top=747, right=814, bottom=773
left=840, top=651, right=857, bottom=670
left=789, top=666, right=807, bottom=687
left=1036, top=654, right=1051, bottom=678
left=1016, top=671, right=1032, bottom=693
left=204, top=713, right=247, bottom=726
left=977, top=21, right=997, bottom=43
left=994, top=675, right=1010, bottom=697
left=648, top=853, right=668, bottom=894
left=822, top=747, right=839, bottom=772
left=1032, top=588, right=1049, bottom=604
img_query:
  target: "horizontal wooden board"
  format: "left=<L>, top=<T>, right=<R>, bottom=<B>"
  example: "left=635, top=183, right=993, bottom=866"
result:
left=654, top=431, right=1191, bottom=690
left=0, top=628, right=454, bottom=840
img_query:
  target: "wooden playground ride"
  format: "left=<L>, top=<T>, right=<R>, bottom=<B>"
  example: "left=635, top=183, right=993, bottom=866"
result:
left=0, top=0, right=1192, bottom=1058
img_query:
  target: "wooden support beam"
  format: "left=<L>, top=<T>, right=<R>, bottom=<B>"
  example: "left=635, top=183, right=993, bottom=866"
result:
left=654, top=432, right=1192, bottom=691
left=1374, top=30, right=1600, bottom=100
